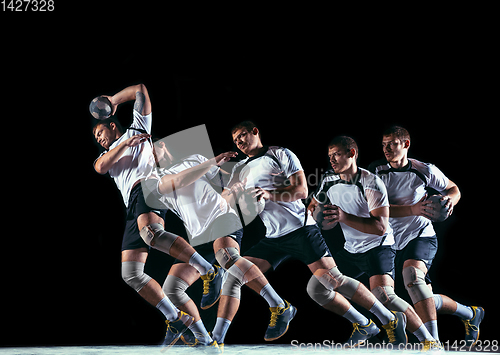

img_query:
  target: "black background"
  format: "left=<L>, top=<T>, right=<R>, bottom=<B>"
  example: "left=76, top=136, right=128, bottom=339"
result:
left=1, top=9, right=495, bottom=349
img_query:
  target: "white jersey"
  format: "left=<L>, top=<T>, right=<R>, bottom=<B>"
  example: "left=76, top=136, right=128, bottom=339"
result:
left=158, top=154, right=239, bottom=241
left=95, top=111, right=156, bottom=207
left=226, top=146, right=316, bottom=238
left=369, top=158, right=449, bottom=250
left=313, top=168, right=395, bottom=254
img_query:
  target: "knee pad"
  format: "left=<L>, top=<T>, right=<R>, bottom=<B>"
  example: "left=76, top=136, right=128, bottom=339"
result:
left=372, top=286, right=410, bottom=313
left=226, top=257, right=260, bottom=284
left=140, top=223, right=178, bottom=254
left=402, top=266, right=433, bottom=304
left=313, top=267, right=360, bottom=300
left=307, top=274, right=336, bottom=306
left=162, top=275, right=190, bottom=307
left=122, top=261, right=152, bottom=292
left=215, top=247, right=241, bottom=270
left=221, top=272, right=243, bottom=299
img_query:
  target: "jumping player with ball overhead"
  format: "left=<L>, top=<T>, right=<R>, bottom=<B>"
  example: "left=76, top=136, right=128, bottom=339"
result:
left=368, top=126, right=484, bottom=346
left=91, top=83, right=231, bottom=350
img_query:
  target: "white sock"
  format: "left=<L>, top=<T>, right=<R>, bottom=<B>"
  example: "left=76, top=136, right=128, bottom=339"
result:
left=188, top=319, right=213, bottom=345
left=424, top=320, right=439, bottom=341
left=433, top=295, right=443, bottom=311
left=453, top=303, right=474, bottom=320
left=413, top=324, right=435, bottom=342
left=156, top=297, right=179, bottom=322
left=343, top=305, right=370, bottom=326
left=259, top=283, right=284, bottom=308
left=369, top=300, right=395, bottom=325
left=189, top=252, right=213, bottom=275
left=212, top=317, right=231, bottom=344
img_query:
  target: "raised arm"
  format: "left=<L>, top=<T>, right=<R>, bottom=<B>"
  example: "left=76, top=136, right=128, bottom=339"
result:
left=157, top=151, right=237, bottom=194
left=103, top=83, right=152, bottom=116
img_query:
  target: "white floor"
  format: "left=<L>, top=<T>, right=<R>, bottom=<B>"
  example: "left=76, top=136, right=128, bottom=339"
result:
left=0, top=344, right=458, bottom=355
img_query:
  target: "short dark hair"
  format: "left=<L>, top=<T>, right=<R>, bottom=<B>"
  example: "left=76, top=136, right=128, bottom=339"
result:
left=383, top=125, right=410, bottom=143
left=328, top=135, right=359, bottom=159
left=231, top=120, right=261, bottom=138
left=92, top=117, right=123, bottom=136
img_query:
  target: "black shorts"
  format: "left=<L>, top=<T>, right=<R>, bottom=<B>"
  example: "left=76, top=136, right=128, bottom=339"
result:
left=243, top=225, right=332, bottom=270
left=334, top=245, right=396, bottom=279
left=122, top=184, right=167, bottom=251
left=395, top=236, right=438, bottom=283
left=173, top=214, right=244, bottom=265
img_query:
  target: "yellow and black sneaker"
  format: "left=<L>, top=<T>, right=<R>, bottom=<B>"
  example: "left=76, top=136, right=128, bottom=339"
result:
left=382, top=311, right=407, bottom=346
left=200, top=265, right=225, bottom=310
left=264, top=300, right=297, bottom=341
left=161, top=311, right=194, bottom=352
left=462, top=306, right=485, bottom=347
left=343, top=319, right=380, bottom=348
left=180, top=331, right=222, bottom=354
left=421, top=339, right=444, bottom=352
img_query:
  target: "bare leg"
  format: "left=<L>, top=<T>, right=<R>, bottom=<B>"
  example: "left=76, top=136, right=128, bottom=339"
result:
left=137, top=212, right=212, bottom=273
left=167, top=263, right=202, bottom=322
left=121, top=248, right=166, bottom=307
left=309, top=257, right=377, bottom=312
left=370, top=274, right=422, bottom=333
left=403, top=260, right=437, bottom=323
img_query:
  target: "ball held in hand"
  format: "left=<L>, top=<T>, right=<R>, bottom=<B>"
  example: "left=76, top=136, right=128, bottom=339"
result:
left=90, top=96, right=113, bottom=120
left=426, top=195, right=450, bottom=222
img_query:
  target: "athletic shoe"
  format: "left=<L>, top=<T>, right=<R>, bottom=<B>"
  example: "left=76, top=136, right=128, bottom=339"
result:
left=161, top=311, right=194, bottom=352
left=382, top=311, right=407, bottom=346
left=421, top=339, right=444, bottom=352
left=200, top=265, right=225, bottom=310
left=343, top=319, right=380, bottom=348
left=264, top=300, right=297, bottom=341
left=463, top=306, right=485, bottom=346
left=180, top=331, right=222, bottom=354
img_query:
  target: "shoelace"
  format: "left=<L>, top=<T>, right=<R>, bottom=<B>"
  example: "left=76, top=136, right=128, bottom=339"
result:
left=383, top=319, right=397, bottom=343
left=165, top=320, right=179, bottom=335
left=462, top=319, right=479, bottom=336
left=202, top=271, right=215, bottom=295
left=269, top=306, right=286, bottom=327
left=351, top=323, right=370, bottom=337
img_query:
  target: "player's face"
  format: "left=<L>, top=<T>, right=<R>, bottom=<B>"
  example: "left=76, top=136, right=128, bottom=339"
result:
left=94, top=124, right=115, bottom=150
left=232, top=128, right=260, bottom=156
left=328, top=145, right=353, bottom=174
left=382, top=134, right=407, bottom=163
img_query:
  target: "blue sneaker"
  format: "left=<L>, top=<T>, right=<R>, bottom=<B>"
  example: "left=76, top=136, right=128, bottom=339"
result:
left=181, top=331, right=222, bottom=354
left=264, top=300, right=297, bottom=341
left=200, top=265, right=225, bottom=310
left=463, top=306, right=485, bottom=347
left=344, top=319, right=380, bottom=348
left=161, top=311, right=194, bottom=352
left=382, top=311, right=407, bottom=346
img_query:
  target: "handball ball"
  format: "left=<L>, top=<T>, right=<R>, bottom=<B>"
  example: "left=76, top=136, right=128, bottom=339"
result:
left=238, top=188, right=266, bottom=217
left=426, top=195, right=450, bottom=222
left=89, top=96, right=113, bottom=120
left=312, top=204, right=338, bottom=230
